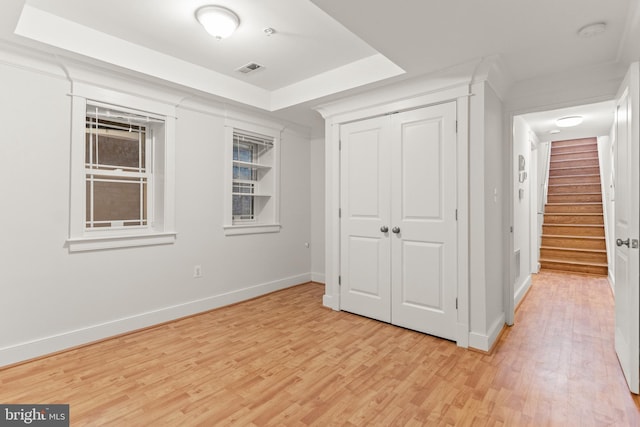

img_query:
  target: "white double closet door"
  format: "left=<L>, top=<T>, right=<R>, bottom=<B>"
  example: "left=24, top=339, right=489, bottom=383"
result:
left=340, top=102, right=458, bottom=340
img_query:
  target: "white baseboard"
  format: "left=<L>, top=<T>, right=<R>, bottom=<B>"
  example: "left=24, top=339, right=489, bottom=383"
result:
left=514, top=274, right=532, bottom=309
left=322, top=294, right=338, bottom=310
left=311, top=272, right=325, bottom=284
left=469, top=313, right=506, bottom=352
left=456, top=323, right=469, bottom=348
left=0, top=273, right=310, bottom=368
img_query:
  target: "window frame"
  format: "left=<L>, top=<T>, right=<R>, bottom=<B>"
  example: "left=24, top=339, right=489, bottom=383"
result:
left=67, top=83, right=176, bottom=252
left=224, top=120, right=281, bottom=236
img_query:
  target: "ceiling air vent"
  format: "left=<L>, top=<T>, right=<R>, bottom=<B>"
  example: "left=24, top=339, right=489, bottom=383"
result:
left=236, top=62, right=264, bottom=74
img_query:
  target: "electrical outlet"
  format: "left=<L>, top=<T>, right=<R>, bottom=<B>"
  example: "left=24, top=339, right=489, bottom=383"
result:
left=194, top=265, right=202, bottom=278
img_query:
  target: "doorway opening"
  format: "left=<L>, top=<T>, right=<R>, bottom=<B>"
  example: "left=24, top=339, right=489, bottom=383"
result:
left=512, top=100, right=615, bottom=307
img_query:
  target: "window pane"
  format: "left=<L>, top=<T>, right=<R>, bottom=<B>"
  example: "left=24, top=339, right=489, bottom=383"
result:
left=233, top=140, right=255, bottom=162
left=86, top=175, right=147, bottom=228
left=233, top=165, right=255, bottom=181
left=233, top=182, right=254, bottom=194
left=86, top=119, right=146, bottom=171
left=232, top=195, right=254, bottom=220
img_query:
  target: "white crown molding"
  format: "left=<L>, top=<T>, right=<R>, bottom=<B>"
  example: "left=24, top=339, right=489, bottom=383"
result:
left=471, top=55, right=513, bottom=102
left=314, top=60, right=480, bottom=122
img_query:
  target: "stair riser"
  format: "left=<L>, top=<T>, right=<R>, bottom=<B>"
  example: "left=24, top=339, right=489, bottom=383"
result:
left=544, top=214, right=604, bottom=225
left=551, top=146, right=598, bottom=153
left=542, top=225, right=605, bottom=236
left=551, top=151, right=598, bottom=161
left=540, top=248, right=607, bottom=263
left=550, top=159, right=600, bottom=168
left=547, top=194, right=602, bottom=203
left=548, top=184, right=602, bottom=194
left=548, top=175, right=600, bottom=185
left=549, top=166, right=600, bottom=177
left=552, top=138, right=597, bottom=148
left=541, top=236, right=606, bottom=250
left=540, top=261, right=607, bottom=276
left=545, top=204, right=603, bottom=214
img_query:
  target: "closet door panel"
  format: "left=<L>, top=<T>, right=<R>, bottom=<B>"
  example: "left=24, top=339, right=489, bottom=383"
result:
left=340, top=116, right=391, bottom=322
left=391, top=102, right=458, bottom=340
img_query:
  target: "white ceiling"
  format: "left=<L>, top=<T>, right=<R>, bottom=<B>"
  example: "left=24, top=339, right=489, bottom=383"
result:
left=23, top=0, right=383, bottom=91
left=520, top=101, right=616, bottom=142
left=1, top=0, right=638, bottom=132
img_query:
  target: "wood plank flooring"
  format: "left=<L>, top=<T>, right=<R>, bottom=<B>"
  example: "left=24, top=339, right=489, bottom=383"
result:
left=1, top=272, right=639, bottom=425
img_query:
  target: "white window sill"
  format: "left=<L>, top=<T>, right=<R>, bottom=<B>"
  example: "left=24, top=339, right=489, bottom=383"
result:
left=224, top=224, right=281, bottom=236
left=67, top=232, right=177, bottom=252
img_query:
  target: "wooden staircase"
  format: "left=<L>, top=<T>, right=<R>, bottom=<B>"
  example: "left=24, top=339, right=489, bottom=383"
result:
left=539, top=138, right=608, bottom=275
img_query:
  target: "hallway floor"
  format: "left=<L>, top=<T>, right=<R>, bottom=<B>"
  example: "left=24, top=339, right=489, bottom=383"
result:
left=505, top=270, right=640, bottom=424
left=0, top=272, right=639, bottom=425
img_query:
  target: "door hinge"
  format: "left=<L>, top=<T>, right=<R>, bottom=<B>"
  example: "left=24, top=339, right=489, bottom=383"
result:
left=338, top=275, right=341, bottom=286
left=510, top=226, right=513, bottom=233
left=455, top=120, right=458, bottom=133
left=339, top=208, right=342, bottom=218
left=455, top=209, right=458, bottom=220
left=456, top=298, right=458, bottom=309
left=339, top=139, right=342, bottom=150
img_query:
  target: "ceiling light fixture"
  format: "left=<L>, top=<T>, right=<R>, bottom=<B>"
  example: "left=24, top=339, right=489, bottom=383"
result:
left=577, top=22, right=606, bottom=38
left=549, top=129, right=561, bottom=134
left=196, top=6, right=240, bottom=40
left=556, top=116, right=583, bottom=128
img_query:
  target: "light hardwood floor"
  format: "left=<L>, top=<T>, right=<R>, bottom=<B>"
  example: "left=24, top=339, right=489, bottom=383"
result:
left=1, top=271, right=639, bottom=425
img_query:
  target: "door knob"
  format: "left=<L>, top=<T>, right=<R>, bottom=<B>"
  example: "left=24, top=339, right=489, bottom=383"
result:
left=380, top=226, right=389, bottom=233
left=392, top=226, right=400, bottom=234
left=617, top=238, right=630, bottom=247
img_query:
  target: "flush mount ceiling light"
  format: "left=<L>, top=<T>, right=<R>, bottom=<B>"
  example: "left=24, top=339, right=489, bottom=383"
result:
left=196, top=5, right=240, bottom=40
left=577, top=22, right=606, bottom=38
left=556, top=116, right=584, bottom=128
left=549, top=129, right=561, bottom=134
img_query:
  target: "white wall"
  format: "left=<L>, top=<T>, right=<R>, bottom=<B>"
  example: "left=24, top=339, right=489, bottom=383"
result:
left=535, top=141, right=551, bottom=271
left=310, top=137, right=325, bottom=283
left=529, top=140, right=539, bottom=274
left=483, top=84, right=506, bottom=335
left=468, top=81, right=506, bottom=350
left=597, top=134, right=615, bottom=285
left=512, top=116, right=534, bottom=307
left=0, top=50, right=312, bottom=367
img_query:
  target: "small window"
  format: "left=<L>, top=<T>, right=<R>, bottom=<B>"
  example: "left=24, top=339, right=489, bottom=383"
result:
left=68, top=86, right=176, bottom=252
left=225, top=124, right=280, bottom=235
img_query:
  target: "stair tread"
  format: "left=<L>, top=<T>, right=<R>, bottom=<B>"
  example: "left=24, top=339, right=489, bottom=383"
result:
left=547, top=192, right=602, bottom=195
left=543, top=223, right=605, bottom=227
left=549, top=166, right=598, bottom=171
left=548, top=183, right=600, bottom=187
left=551, top=150, right=598, bottom=156
left=549, top=173, right=600, bottom=178
left=546, top=202, right=602, bottom=205
left=539, top=258, right=608, bottom=267
left=552, top=142, right=597, bottom=148
left=542, top=234, right=605, bottom=240
left=544, top=212, right=602, bottom=216
left=540, top=246, right=607, bottom=253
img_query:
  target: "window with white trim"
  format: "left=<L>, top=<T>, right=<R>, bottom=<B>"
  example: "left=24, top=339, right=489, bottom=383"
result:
left=85, top=105, right=157, bottom=229
left=224, top=124, right=280, bottom=235
left=68, top=85, right=176, bottom=251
